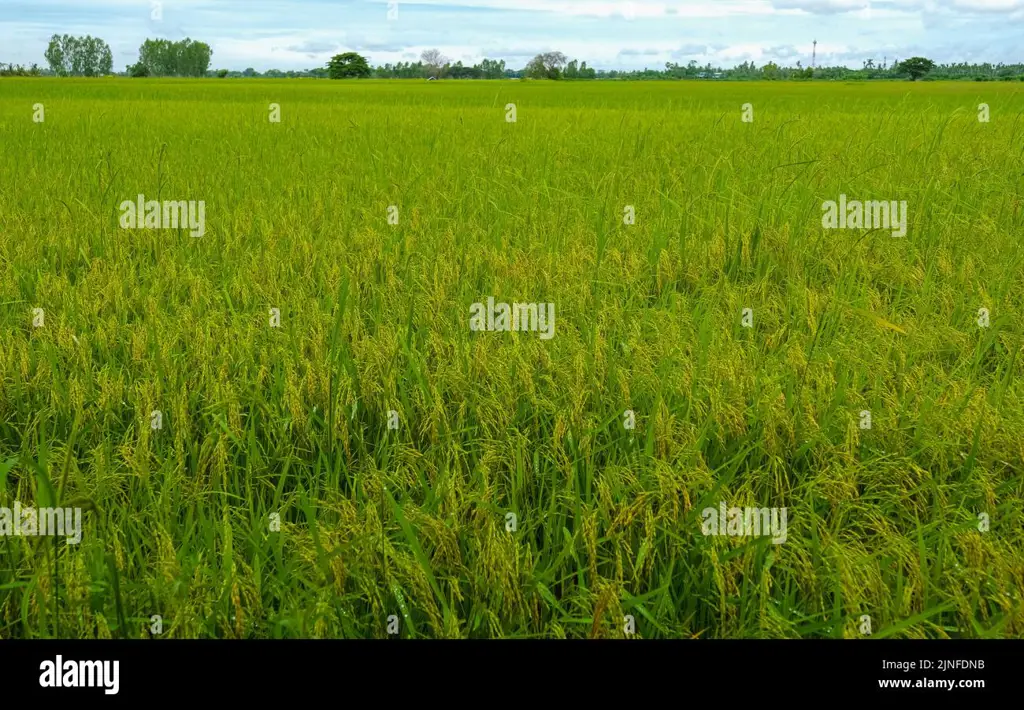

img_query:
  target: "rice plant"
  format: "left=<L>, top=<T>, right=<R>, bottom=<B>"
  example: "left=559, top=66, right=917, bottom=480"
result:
left=0, top=78, right=1021, bottom=638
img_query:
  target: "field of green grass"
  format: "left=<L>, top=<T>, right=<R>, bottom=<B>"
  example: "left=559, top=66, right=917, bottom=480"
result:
left=1, top=78, right=1022, bottom=638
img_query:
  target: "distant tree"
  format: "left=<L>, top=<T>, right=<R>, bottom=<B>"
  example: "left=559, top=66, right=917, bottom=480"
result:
left=446, top=61, right=482, bottom=79
left=178, top=39, right=213, bottom=77
left=44, top=36, right=67, bottom=75
left=0, top=63, right=42, bottom=77
left=896, top=56, right=935, bottom=81
left=327, top=52, right=370, bottom=79
left=525, top=51, right=568, bottom=80
left=475, top=58, right=505, bottom=79
left=243, top=67, right=258, bottom=77
left=128, top=62, right=150, bottom=77
left=98, top=41, right=114, bottom=75
left=44, top=34, right=113, bottom=76
left=420, top=48, right=448, bottom=78
left=136, top=39, right=172, bottom=76
left=216, top=68, right=229, bottom=78
left=135, top=38, right=212, bottom=77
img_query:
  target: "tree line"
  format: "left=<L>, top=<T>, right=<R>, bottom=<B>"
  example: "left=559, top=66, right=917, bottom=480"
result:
left=324, top=50, right=597, bottom=80
left=15, top=35, right=1024, bottom=82
left=34, top=34, right=212, bottom=77
left=244, top=51, right=1024, bottom=83
left=127, top=39, right=213, bottom=77
left=321, top=51, right=1019, bottom=82
left=0, top=63, right=42, bottom=76
left=43, top=34, right=114, bottom=76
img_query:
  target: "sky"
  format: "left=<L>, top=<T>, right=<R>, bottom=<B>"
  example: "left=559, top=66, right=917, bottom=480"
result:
left=2, top=0, right=1023, bottom=72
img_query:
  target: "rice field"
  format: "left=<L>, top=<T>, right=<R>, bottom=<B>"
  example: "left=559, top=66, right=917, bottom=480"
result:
left=1, top=77, right=1022, bottom=638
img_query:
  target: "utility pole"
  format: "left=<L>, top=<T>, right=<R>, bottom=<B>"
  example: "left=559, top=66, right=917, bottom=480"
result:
left=812, top=39, right=817, bottom=69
